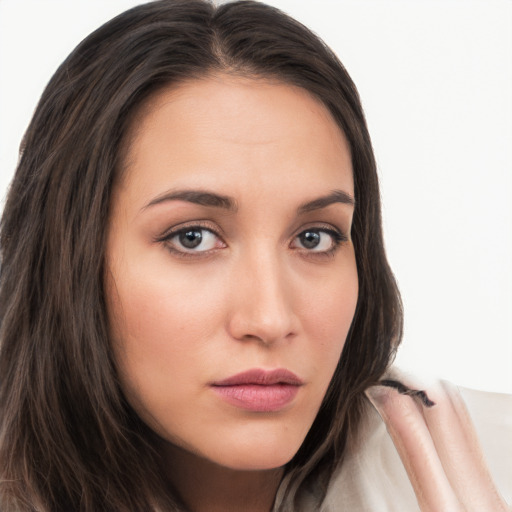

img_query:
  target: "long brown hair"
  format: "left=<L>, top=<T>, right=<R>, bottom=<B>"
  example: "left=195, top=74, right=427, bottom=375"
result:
left=0, top=1, right=402, bottom=510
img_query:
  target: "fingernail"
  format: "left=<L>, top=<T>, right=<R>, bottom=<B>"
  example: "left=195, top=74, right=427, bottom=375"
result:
left=440, top=379, right=460, bottom=395
left=365, top=385, right=391, bottom=408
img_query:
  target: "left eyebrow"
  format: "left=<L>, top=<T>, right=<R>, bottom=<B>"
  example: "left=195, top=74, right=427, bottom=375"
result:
left=297, top=190, right=355, bottom=214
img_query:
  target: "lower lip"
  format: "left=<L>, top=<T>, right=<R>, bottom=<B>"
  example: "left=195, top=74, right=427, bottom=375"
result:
left=211, top=384, right=300, bottom=412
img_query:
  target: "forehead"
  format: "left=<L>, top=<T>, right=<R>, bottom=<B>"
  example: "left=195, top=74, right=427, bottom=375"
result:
left=119, top=74, right=353, bottom=200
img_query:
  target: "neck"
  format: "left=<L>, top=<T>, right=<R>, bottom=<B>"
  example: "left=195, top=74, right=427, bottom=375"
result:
left=161, top=442, right=284, bottom=512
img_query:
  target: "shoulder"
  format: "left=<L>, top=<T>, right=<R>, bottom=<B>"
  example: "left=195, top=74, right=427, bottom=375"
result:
left=317, top=385, right=512, bottom=511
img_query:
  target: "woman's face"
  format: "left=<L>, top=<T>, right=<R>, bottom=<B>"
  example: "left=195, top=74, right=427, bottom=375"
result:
left=105, top=75, right=358, bottom=471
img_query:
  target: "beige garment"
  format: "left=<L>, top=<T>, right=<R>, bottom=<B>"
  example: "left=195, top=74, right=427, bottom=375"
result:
left=281, top=387, right=512, bottom=511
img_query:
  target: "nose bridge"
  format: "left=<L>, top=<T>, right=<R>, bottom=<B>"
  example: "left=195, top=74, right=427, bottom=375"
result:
left=228, top=244, right=296, bottom=344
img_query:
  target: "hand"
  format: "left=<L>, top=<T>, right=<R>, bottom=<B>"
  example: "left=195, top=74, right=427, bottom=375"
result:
left=366, top=378, right=510, bottom=512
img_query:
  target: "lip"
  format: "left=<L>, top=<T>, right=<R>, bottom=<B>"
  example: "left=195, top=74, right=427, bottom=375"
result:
left=211, top=369, right=303, bottom=412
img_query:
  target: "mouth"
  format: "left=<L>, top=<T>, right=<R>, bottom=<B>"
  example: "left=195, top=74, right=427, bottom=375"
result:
left=210, top=368, right=303, bottom=412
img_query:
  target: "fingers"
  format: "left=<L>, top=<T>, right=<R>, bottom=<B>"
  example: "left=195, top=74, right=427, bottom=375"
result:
left=366, top=385, right=464, bottom=512
left=421, top=380, right=509, bottom=512
left=367, top=380, right=511, bottom=512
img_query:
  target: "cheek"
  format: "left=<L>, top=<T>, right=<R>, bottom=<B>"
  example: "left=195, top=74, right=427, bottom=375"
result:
left=107, top=234, right=225, bottom=340
left=104, top=252, right=225, bottom=409
left=293, top=256, right=359, bottom=400
left=300, top=259, right=358, bottom=350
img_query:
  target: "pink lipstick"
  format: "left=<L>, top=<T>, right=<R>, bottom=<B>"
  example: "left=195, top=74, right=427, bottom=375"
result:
left=211, top=369, right=303, bottom=412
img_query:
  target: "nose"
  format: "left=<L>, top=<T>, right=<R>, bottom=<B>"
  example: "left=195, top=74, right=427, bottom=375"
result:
left=226, top=250, right=298, bottom=346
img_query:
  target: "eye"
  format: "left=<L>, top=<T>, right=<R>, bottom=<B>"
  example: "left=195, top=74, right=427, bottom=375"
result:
left=160, top=226, right=225, bottom=254
left=291, top=228, right=345, bottom=253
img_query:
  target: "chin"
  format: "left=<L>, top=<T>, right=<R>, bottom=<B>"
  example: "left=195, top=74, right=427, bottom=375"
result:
left=196, top=428, right=306, bottom=472
left=216, top=449, right=295, bottom=472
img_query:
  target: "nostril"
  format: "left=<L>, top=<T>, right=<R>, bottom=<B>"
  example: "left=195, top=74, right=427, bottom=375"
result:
left=227, top=310, right=296, bottom=346
left=227, top=264, right=297, bottom=344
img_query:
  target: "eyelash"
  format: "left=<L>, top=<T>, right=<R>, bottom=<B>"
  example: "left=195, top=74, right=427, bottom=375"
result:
left=293, top=227, right=347, bottom=259
left=156, top=222, right=348, bottom=259
left=155, top=221, right=225, bottom=259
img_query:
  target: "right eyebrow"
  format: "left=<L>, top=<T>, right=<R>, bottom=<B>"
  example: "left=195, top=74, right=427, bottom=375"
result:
left=141, top=189, right=238, bottom=212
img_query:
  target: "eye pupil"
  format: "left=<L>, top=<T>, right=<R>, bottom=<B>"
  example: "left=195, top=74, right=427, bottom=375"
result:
left=300, top=231, right=320, bottom=249
left=179, top=230, right=202, bottom=248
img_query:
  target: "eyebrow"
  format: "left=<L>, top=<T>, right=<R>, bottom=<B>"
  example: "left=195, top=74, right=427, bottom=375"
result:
left=297, top=190, right=355, bottom=213
left=142, top=188, right=354, bottom=213
left=143, top=190, right=237, bottom=212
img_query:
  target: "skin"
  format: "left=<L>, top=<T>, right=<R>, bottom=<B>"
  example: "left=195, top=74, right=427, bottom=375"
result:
left=105, top=75, right=358, bottom=511
left=367, top=378, right=511, bottom=512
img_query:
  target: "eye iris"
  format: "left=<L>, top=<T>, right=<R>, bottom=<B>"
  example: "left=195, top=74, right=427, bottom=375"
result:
left=179, top=230, right=202, bottom=249
left=300, top=231, right=320, bottom=249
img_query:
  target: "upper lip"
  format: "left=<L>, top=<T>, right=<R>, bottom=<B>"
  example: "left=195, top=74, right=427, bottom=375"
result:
left=212, top=368, right=304, bottom=386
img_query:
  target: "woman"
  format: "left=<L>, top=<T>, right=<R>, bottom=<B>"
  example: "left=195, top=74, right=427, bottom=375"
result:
left=0, top=1, right=509, bottom=511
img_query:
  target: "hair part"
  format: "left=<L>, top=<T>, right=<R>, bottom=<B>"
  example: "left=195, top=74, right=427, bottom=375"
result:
left=0, top=1, right=402, bottom=510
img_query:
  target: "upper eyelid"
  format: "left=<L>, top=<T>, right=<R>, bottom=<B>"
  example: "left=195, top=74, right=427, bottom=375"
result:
left=292, top=228, right=346, bottom=246
left=156, top=221, right=348, bottom=245
left=157, top=224, right=226, bottom=257
left=156, top=221, right=225, bottom=242
left=293, top=223, right=347, bottom=239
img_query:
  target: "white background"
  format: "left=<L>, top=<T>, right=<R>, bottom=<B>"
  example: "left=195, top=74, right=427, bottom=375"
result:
left=1, top=0, right=511, bottom=393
